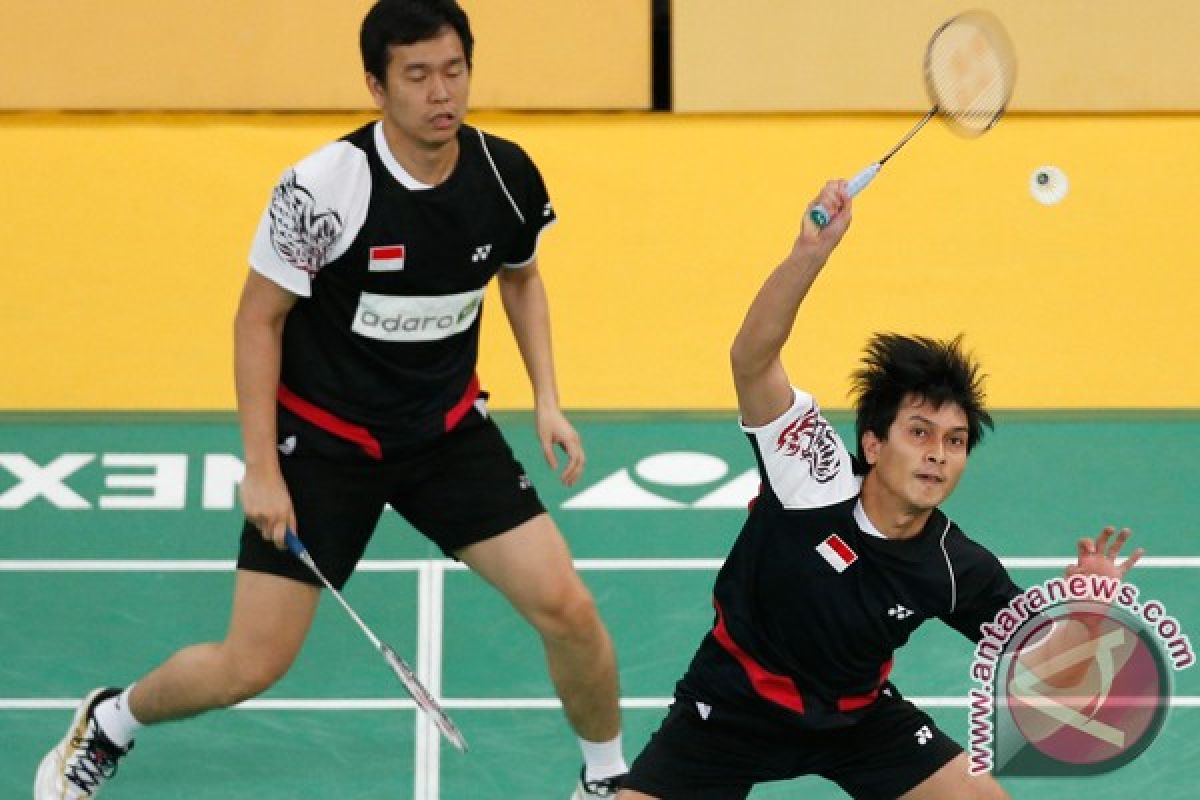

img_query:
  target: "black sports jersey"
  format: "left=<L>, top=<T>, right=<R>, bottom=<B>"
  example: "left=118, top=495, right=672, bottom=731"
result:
left=678, top=389, right=1021, bottom=730
left=249, top=121, right=556, bottom=457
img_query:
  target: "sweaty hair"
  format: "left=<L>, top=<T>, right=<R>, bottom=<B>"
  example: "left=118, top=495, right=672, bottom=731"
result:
left=850, top=333, right=993, bottom=460
left=361, top=0, right=474, bottom=84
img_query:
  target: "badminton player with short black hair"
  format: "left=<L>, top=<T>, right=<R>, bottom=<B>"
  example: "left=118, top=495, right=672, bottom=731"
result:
left=36, top=2, right=626, bottom=797
left=618, top=182, right=1142, bottom=799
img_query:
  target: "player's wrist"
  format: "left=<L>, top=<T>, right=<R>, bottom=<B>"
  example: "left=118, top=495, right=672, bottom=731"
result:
left=534, top=392, right=562, bottom=413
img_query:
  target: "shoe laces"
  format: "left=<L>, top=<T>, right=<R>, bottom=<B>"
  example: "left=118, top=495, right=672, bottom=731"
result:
left=64, top=720, right=123, bottom=792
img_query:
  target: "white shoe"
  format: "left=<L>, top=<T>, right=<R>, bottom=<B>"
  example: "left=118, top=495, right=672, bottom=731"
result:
left=35, top=688, right=131, bottom=799
left=571, top=766, right=626, bottom=799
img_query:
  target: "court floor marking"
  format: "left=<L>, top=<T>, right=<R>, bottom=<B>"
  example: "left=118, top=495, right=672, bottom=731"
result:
left=415, top=562, right=442, bottom=800
left=9, top=555, right=1197, bottom=798
left=7, top=697, right=1199, bottom=711
left=3, top=557, right=1200, bottom=572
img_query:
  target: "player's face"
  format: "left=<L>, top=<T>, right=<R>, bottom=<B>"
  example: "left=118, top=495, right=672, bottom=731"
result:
left=862, top=395, right=969, bottom=513
left=367, top=26, right=470, bottom=149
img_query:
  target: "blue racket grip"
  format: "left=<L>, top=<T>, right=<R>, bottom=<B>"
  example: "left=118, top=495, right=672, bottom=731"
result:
left=809, top=163, right=881, bottom=228
left=284, top=528, right=306, bottom=559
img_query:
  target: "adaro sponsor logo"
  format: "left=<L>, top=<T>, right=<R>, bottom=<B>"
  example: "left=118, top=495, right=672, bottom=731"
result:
left=352, top=289, right=484, bottom=342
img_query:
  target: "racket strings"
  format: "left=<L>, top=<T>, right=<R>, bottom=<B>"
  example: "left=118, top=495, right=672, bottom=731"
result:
left=924, top=14, right=1016, bottom=136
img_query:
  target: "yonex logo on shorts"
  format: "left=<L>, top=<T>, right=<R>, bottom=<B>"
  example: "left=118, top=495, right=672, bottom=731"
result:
left=352, top=289, right=484, bottom=342
left=471, top=244, right=492, bottom=263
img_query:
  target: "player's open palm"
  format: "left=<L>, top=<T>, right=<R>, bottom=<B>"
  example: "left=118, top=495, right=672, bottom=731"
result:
left=536, top=405, right=585, bottom=487
left=1066, top=526, right=1144, bottom=581
left=239, top=467, right=297, bottom=549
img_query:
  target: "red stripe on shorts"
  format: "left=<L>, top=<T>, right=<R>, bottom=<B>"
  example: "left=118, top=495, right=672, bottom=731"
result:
left=444, top=373, right=481, bottom=431
left=277, top=384, right=383, bottom=460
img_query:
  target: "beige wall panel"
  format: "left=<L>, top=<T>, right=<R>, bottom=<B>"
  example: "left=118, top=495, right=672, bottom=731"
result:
left=0, top=0, right=649, bottom=110
left=674, top=0, right=1200, bottom=112
left=1, top=112, right=1197, bottom=411
left=463, top=0, right=651, bottom=109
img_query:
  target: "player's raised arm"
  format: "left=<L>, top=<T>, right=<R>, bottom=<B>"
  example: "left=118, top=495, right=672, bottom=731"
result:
left=730, top=180, right=853, bottom=427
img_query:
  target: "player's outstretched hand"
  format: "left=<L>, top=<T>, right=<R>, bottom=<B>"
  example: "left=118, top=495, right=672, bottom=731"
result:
left=1065, top=526, right=1144, bottom=581
left=536, top=405, right=585, bottom=487
left=792, top=180, right=853, bottom=264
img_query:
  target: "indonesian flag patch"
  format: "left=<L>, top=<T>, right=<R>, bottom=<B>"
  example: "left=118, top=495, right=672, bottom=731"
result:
left=816, top=533, right=857, bottom=573
left=369, top=245, right=406, bottom=272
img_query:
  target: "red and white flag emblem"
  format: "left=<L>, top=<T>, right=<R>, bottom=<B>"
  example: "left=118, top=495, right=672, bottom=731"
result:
left=816, top=534, right=857, bottom=573
left=369, top=245, right=406, bottom=272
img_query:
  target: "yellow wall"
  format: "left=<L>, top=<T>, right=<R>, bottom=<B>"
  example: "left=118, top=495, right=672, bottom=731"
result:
left=2, top=111, right=1197, bottom=410
left=0, top=0, right=651, bottom=110
left=674, top=0, right=1200, bottom=112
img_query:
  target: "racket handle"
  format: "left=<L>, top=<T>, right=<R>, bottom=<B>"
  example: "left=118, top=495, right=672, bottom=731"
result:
left=809, top=163, right=882, bottom=228
left=284, top=528, right=306, bottom=558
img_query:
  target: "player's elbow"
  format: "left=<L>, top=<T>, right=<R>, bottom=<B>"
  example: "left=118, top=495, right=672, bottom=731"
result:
left=730, top=338, right=771, bottom=385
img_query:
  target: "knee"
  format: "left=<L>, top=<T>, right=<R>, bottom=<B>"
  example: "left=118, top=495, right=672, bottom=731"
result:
left=216, top=645, right=296, bottom=706
left=527, top=580, right=601, bottom=642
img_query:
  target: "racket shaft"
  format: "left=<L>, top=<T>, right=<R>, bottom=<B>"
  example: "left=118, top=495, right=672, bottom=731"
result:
left=284, top=529, right=468, bottom=751
left=284, top=531, right=383, bottom=649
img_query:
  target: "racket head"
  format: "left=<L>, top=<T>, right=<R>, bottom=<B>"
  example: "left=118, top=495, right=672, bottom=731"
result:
left=381, top=643, right=469, bottom=752
left=923, top=9, right=1017, bottom=137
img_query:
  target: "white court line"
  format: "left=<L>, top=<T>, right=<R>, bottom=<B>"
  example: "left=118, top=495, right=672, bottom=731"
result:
left=5, top=696, right=1200, bottom=711
left=414, top=562, right=444, bottom=800
left=3, top=557, right=1200, bottom=572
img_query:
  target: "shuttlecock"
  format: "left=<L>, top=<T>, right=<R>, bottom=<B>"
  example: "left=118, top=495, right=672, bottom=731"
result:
left=1030, top=166, right=1068, bottom=205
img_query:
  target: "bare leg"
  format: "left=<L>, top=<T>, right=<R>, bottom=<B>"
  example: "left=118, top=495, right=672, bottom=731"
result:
left=457, top=514, right=621, bottom=741
left=129, top=570, right=320, bottom=723
left=898, top=753, right=1009, bottom=800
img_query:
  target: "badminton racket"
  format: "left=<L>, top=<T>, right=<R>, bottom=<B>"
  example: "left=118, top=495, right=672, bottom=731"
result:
left=284, top=529, right=468, bottom=752
left=810, top=9, right=1017, bottom=227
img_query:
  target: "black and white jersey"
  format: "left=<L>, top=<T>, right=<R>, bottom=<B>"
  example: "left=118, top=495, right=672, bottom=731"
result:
left=248, top=121, right=556, bottom=457
left=678, top=389, right=1021, bottom=730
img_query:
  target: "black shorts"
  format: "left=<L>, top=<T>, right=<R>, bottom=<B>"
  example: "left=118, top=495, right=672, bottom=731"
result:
left=625, top=686, right=962, bottom=800
left=236, top=408, right=546, bottom=589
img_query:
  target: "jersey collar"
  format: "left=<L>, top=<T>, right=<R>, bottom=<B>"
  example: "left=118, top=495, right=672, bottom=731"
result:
left=853, top=500, right=888, bottom=539
left=373, top=122, right=435, bottom=191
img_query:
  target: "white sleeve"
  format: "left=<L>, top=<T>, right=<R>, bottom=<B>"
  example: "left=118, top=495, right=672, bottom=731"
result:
left=248, top=141, right=371, bottom=297
left=741, top=388, right=861, bottom=509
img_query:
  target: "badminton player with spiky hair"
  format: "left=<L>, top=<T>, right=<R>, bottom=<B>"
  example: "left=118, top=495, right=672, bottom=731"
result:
left=35, top=2, right=626, bottom=797
left=618, top=182, right=1143, bottom=800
